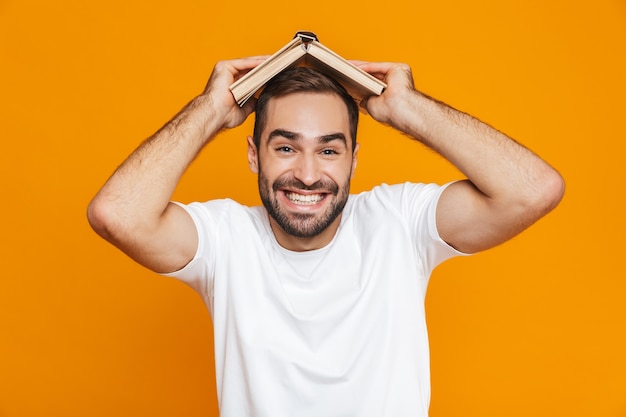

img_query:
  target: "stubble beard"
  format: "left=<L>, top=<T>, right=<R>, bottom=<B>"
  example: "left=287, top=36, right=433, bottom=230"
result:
left=258, top=169, right=350, bottom=239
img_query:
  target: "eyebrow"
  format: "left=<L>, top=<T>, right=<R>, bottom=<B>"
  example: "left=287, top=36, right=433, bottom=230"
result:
left=267, top=129, right=347, bottom=146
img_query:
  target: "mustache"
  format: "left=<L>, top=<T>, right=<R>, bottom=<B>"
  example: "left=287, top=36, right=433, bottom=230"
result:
left=272, top=177, right=339, bottom=194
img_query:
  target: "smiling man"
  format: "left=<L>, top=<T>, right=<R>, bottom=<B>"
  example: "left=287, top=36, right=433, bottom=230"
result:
left=251, top=85, right=358, bottom=251
left=88, top=58, right=564, bottom=416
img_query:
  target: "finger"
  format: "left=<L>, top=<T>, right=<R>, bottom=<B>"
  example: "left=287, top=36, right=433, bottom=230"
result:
left=356, top=61, right=396, bottom=75
left=240, top=55, right=271, bottom=61
left=211, top=57, right=268, bottom=87
left=214, top=56, right=269, bottom=78
left=350, top=61, right=398, bottom=82
left=241, top=96, right=258, bottom=116
left=229, top=55, right=270, bottom=70
left=349, top=60, right=369, bottom=66
left=358, top=96, right=371, bottom=115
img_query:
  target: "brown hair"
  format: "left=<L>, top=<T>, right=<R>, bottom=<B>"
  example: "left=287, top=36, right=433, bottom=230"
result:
left=253, top=67, right=359, bottom=151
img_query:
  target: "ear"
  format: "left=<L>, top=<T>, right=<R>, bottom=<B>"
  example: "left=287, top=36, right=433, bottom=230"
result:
left=247, top=136, right=259, bottom=174
left=350, top=143, right=359, bottom=179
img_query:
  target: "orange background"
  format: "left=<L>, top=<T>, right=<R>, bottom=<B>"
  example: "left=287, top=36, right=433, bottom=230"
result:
left=1, top=0, right=625, bottom=416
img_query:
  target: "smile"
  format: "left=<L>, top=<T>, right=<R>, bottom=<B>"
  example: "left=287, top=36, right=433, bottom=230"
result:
left=284, top=192, right=325, bottom=205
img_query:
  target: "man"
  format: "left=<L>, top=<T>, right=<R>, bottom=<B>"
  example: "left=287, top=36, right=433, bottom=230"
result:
left=88, top=57, right=564, bottom=416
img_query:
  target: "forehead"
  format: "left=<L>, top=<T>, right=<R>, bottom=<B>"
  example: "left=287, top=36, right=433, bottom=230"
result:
left=261, top=92, right=351, bottom=139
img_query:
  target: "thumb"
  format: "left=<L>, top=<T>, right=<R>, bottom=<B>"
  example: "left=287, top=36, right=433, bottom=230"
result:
left=359, top=95, right=371, bottom=116
left=241, top=96, right=258, bottom=117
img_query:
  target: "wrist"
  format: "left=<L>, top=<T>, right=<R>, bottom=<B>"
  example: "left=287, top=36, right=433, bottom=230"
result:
left=185, top=94, right=230, bottom=140
left=386, top=89, right=428, bottom=136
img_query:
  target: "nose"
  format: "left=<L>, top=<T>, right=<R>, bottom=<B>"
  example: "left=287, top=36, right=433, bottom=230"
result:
left=293, top=153, right=322, bottom=187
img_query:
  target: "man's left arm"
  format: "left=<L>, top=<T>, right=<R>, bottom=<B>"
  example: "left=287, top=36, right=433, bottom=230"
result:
left=357, top=62, right=565, bottom=254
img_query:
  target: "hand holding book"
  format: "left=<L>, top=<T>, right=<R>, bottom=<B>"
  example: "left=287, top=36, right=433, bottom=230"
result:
left=350, top=61, right=417, bottom=125
left=229, top=32, right=386, bottom=106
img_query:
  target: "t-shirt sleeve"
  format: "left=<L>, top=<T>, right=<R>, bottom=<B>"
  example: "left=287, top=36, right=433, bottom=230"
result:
left=160, top=200, right=225, bottom=300
left=400, top=182, right=469, bottom=272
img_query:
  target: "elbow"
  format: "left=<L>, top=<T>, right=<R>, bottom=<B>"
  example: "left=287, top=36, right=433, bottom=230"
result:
left=527, top=166, right=566, bottom=218
left=86, top=196, right=124, bottom=242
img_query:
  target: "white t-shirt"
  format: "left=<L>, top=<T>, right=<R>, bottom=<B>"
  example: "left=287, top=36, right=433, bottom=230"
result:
left=165, top=182, right=464, bottom=417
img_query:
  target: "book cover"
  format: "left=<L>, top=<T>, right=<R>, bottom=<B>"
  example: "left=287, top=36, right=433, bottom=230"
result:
left=229, top=32, right=386, bottom=106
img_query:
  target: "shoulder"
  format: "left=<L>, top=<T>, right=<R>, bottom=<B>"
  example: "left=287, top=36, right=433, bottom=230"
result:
left=174, top=199, right=268, bottom=233
left=349, top=182, right=449, bottom=210
left=178, top=198, right=258, bottom=218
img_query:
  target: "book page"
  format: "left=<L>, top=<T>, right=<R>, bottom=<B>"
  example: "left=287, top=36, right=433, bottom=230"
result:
left=306, top=42, right=385, bottom=95
left=230, top=38, right=307, bottom=105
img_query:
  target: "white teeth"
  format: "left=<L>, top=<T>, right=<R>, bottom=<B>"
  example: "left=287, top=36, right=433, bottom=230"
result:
left=285, top=192, right=324, bottom=205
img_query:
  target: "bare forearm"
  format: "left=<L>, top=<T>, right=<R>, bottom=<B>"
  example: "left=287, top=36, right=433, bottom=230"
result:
left=395, top=90, right=564, bottom=252
left=87, top=57, right=265, bottom=272
left=89, top=94, right=221, bottom=235
left=391, top=90, right=556, bottom=201
left=358, top=61, right=564, bottom=252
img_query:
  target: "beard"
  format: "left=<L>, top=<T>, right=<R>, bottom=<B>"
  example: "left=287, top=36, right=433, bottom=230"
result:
left=258, top=169, right=350, bottom=239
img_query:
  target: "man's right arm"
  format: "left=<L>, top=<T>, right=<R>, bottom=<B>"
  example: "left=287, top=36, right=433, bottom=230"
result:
left=87, top=57, right=266, bottom=274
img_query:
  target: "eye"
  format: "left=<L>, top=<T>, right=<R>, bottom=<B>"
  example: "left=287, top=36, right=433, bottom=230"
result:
left=275, top=146, right=293, bottom=153
left=321, top=149, right=339, bottom=156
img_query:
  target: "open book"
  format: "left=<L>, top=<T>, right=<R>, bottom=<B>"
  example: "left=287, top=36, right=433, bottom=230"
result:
left=229, top=32, right=387, bottom=106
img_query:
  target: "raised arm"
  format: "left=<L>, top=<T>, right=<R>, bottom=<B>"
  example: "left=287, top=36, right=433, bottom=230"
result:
left=357, top=62, right=565, bottom=254
left=87, top=57, right=266, bottom=273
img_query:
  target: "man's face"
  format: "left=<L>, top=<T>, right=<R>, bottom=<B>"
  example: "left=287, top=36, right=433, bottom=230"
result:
left=248, top=92, right=358, bottom=250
